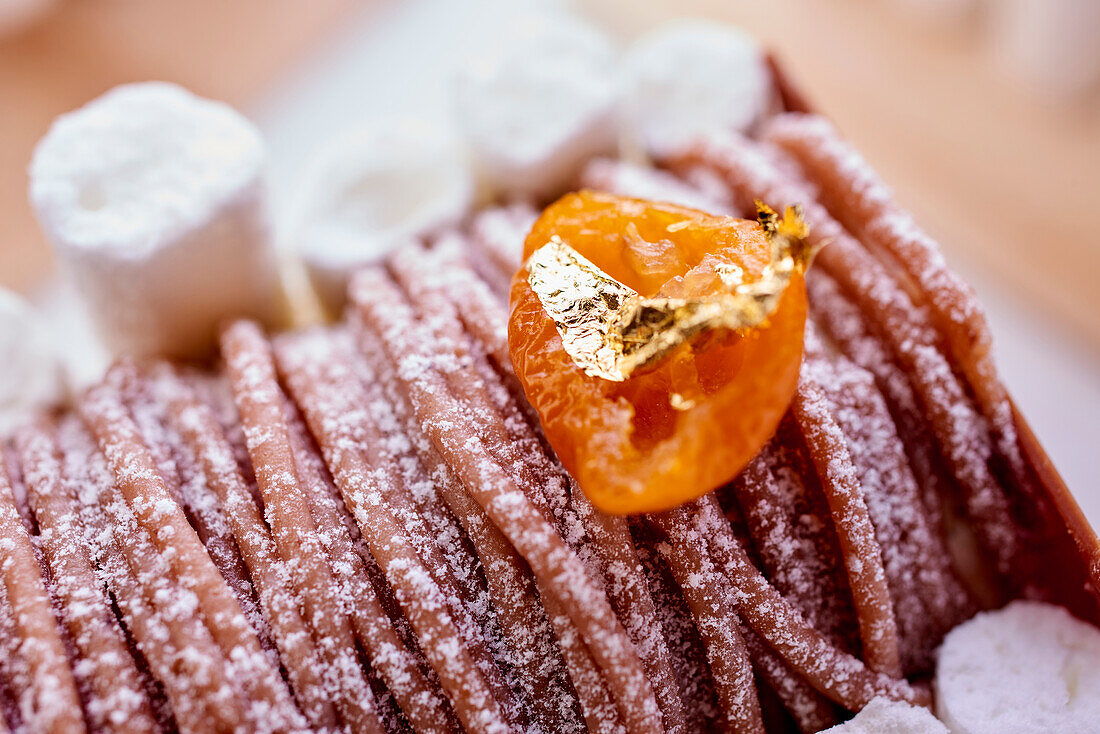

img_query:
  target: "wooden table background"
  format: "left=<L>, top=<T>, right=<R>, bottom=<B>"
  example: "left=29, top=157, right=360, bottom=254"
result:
left=2, top=0, right=1099, bottom=354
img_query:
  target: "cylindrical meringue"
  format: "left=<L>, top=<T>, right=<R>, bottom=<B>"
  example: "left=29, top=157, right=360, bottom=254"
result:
left=453, top=12, right=619, bottom=201
left=936, top=600, right=1100, bottom=734
left=0, top=288, right=64, bottom=436
left=619, top=19, right=774, bottom=158
left=290, top=120, right=474, bottom=313
left=29, top=81, right=284, bottom=359
left=823, top=696, right=947, bottom=732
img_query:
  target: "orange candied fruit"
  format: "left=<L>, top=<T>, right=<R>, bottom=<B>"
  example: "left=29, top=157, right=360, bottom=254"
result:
left=508, top=190, right=807, bottom=514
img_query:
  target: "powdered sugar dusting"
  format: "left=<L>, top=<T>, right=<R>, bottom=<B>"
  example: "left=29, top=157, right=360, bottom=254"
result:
left=766, top=114, right=1027, bottom=497
left=676, top=130, right=1020, bottom=579
left=0, top=100, right=1071, bottom=734
left=579, top=158, right=734, bottom=215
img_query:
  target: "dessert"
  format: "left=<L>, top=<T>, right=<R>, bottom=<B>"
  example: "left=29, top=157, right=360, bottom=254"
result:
left=618, top=20, right=775, bottom=157
left=2, top=17, right=1098, bottom=734
left=452, top=12, right=618, bottom=200
left=935, top=601, right=1100, bottom=733
left=0, top=289, right=64, bottom=435
left=510, top=192, right=809, bottom=513
left=579, top=158, right=735, bottom=216
left=292, top=120, right=474, bottom=312
left=29, top=82, right=284, bottom=358
left=820, top=697, right=946, bottom=733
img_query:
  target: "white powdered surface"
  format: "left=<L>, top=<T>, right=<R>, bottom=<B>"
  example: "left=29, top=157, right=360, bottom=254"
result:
left=29, top=81, right=281, bottom=358
left=452, top=10, right=619, bottom=200
left=0, top=288, right=64, bottom=436
left=619, top=19, right=772, bottom=156
left=291, top=119, right=474, bottom=311
left=936, top=600, right=1100, bottom=734
left=823, top=696, right=947, bottom=733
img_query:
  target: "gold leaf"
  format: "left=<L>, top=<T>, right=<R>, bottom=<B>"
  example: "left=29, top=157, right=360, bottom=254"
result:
left=526, top=203, right=815, bottom=382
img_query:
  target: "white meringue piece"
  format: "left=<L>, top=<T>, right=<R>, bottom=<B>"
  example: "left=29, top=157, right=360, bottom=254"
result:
left=291, top=119, right=474, bottom=312
left=35, top=280, right=112, bottom=394
left=29, top=81, right=283, bottom=359
left=453, top=12, right=619, bottom=201
left=936, top=600, right=1100, bottom=734
left=823, top=696, right=947, bottom=733
left=0, top=288, right=64, bottom=436
left=620, top=19, right=773, bottom=157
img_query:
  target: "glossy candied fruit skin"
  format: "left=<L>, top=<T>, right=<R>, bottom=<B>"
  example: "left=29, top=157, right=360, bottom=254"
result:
left=509, top=190, right=806, bottom=515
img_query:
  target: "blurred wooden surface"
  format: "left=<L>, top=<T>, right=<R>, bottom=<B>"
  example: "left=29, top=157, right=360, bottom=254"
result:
left=583, top=0, right=1100, bottom=354
left=0, top=0, right=364, bottom=292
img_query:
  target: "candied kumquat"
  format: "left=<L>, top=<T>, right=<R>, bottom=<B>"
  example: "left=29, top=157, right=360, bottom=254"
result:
left=508, top=190, right=807, bottom=514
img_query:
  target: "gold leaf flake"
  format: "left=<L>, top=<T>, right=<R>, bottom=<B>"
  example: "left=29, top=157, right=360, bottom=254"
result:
left=526, top=202, right=816, bottom=382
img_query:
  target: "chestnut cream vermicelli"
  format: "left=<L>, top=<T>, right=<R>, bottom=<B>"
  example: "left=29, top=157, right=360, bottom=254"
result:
left=0, top=111, right=1095, bottom=734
